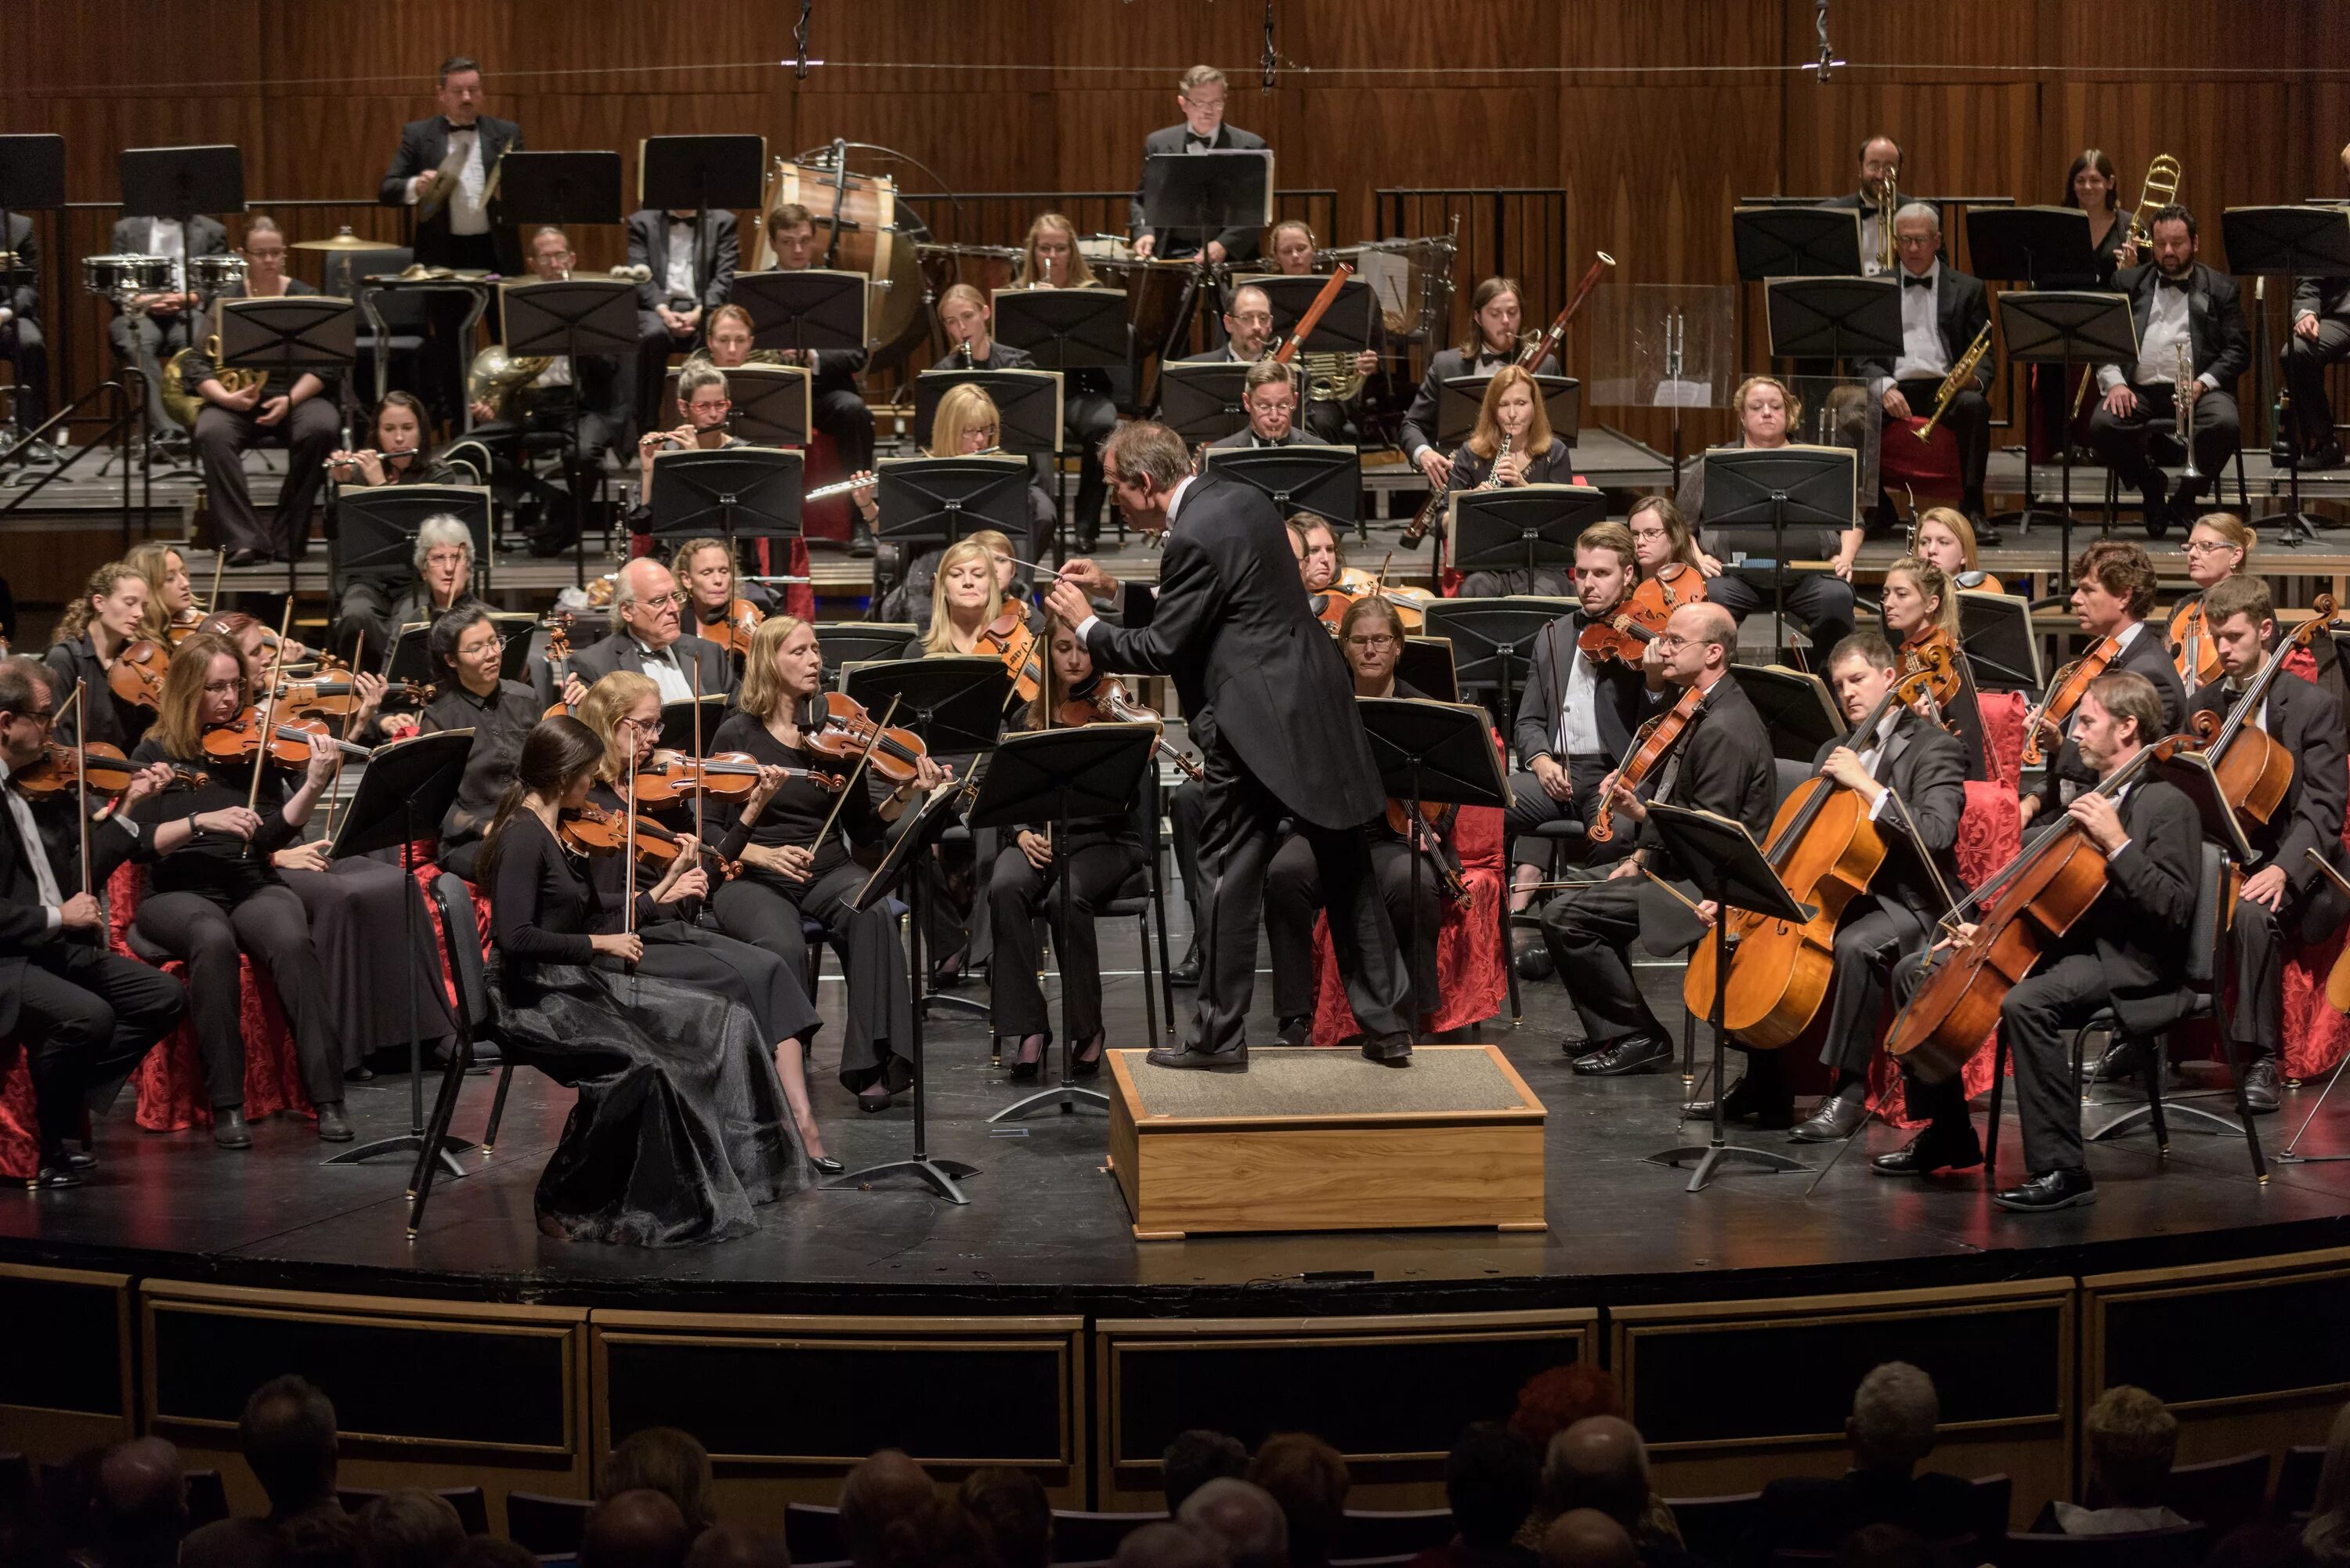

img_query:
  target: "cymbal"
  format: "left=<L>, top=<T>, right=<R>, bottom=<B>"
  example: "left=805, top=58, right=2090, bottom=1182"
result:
left=294, top=227, right=380, bottom=253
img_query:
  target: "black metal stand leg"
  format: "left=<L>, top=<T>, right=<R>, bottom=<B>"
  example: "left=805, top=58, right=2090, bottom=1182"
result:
left=995, top=793, right=1111, bottom=1122
left=2280, top=1043, right=2350, bottom=1163
left=833, top=854, right=979, bottom=1201
left=1987, top=1027, right=2008, bottom=1180
left=1647, top=920, right=1806, bottom=1192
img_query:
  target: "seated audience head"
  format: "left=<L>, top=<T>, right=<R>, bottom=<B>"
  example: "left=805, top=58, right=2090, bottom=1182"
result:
left=355, top=1490, right=464, bottom=1568
left=2084, top=1385, right=2177, bottom=1509
left=682, top=1522, right=793, bottom=1568
left=1247, top=1435, right=1347, bottom=1568
left=959, top=1468, right=1050, bottom=1568
left=284, top=1507, right=362, bottom=1568
left=93, top=1436, right=186, bottom=1568
left=1444, top=1421, right=1540, bottom=1552
left=839, top=1450, right=938, bottom=1568
left=240, top=1375, right=340, bottom=1519
left=1178, top=1477, right=1290, bottom=1568
left=1163, top=1430, right=1250, bottom=1514
left=1540, top=1418, right=1649, bottom=1530
left=581, top=1489, right=692, bottom=1568
left=1535, top=1509, right=1636, bottom=1568
left=1847, top=1362, right=1940, bottom=1476
left=1113, top=1522, right=1232, bottom=1568
left=606, top=1426, right=717, bottom=1534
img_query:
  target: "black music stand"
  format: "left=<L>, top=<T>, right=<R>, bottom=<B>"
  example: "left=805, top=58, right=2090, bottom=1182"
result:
left=1733, top=208, right=1864, bottom=280
left=119, top=144, right=244, bottom=226
left=321, top=729, right=474, bottom=1182
left=657, top=696, right=731, bottom=753
left=914, top=369, right=1064, bottom=456
left=647, top=447, right=804, bottom=560
left=1452, top=484, right=1610, bottom=594
left=1728, top=665, right=1842, bottom=764
left=873, top=454, right=1032, bottom=555
left=1357, top=698, right=1510, bottom=1031
left=1997, top=291, right=2136, bottom=569
left=329, top=482, right=492, bottom=595
left=1242, top=273, right=1377, bottom=353
left=1436, top=374, right=1582, bottom=448
left=640, top=135, right=764, bottom=316
left=1397, top=636, right=1459, bottom=703
left=1641, top=800, right=1813, bottom=1193
left=721, top=363, right=812, bottom=446
left=732, top=269, right=867, bottom=359
left=1140, top=150, right=1272, bottom=363
left=819, top=623, right=921, bottom=685
left=1202, top=443, right=1361, bottom=524
left=993, top=288, right=1130, bottom=370
left=971, top=724, right=1160, bottom=1121
left=1420, top=597, right=1577, bottom=738
left=502, top=267, right=635, bottom=585
left=1967, top=206, right=2095, bottom=287
left=215, top=292, right=355, bottom=584
left=1765, top=276, right=1901, bottom=367
left=1958, top=591, right=2043, bottom=692
left=844, top=657, right=1012, bottom=759
left=1158, top=362, right=1250, bottom=445
left=1699, top=446, right=1856, bottom=663
left=2225, top=206, right=2350, bottom=545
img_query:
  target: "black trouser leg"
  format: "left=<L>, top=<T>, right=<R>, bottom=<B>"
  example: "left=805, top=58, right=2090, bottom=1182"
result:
left=2229, top=894, right=2282, bottom=1062
left=1537, top=878, right=1660, bottom=1044
left=3, top=316, right=49, bottom=431
left=801, top=862, right=913, bottom=1089
left=1261, top=833, right=1321, bottom=1020
left=1939, top=385, right=1992, bottom=513
left=986, top=845, right=1053, bottom=1039
left=16, top=946, right=178, bottom=1150
left=1189, top=729, right=1282, bottom=1056
left=193, top=406, right=269, bottom=556
left=634, top=317, right=693, bottom=433
left=1889, top=947, right=1976, bottom=1138
left=1819, top=898, right=1924, bottom=1076
left=812, top=388, right=875, bottom=475
left=1168, top=779, right=1206, bottom=930
left=2286, top=320, right=2350, bottom=448
left=710, top=874, right=817, bottom=1002
left=1067, top=391, right=1116, bottom=543
left=1371, top=840, right=1444, bottom=1023
left=2000, top=950, right=2108, bottom=1174
left=110, top=313, right=188, bottom=435
left=2184, top=388, right=2241, bottom=491
left=332, top=578, right=397, bottom=668
left=274, top=398, right=342, bottom=558
left=230, top=883, right=345, bottom=1108
left=134, top=891, right=249, bottom=1108
left=1781, top=573, right=1858, bottom=652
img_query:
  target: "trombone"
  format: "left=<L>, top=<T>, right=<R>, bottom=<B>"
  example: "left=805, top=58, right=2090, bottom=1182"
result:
left=2125, top=154, right=2182, bottom=253
left=1876, top=166, right=1901, bottom=275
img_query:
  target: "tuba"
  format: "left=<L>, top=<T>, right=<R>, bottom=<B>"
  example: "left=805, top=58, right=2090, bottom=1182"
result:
left=161, top=332, right=270, bottom=433
left=466, top=344, right=553, bottom=420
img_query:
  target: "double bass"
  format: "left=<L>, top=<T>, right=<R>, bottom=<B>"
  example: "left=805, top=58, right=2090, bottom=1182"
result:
left=1680, top=668, right=1940, bottom=1049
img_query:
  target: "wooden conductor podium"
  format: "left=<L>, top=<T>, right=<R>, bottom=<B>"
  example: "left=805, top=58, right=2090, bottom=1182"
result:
left=1104, top=1046, right=1546, bottom=1240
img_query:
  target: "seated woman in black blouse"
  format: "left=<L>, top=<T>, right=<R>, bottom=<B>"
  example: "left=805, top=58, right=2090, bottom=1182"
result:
left=707, top=616, right=949, bottom=1114
left=573, top=670, right=835, bottom=1168
left=985, top=623, right=1148, bottom=1081
left=479, top=716, right=811, bottom=1245
left=45, top=559, right=155, bottom=755
left=127, top=632, right=355, bottom=1147
left=1440, top=365, right=1580, bottom=598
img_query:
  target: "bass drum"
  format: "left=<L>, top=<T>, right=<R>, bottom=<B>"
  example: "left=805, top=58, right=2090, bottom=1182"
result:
left=763, top=159, right=926, bottom=371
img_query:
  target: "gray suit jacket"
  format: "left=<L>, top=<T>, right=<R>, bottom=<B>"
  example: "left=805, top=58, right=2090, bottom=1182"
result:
left=560, top=630, right=736, bottom=706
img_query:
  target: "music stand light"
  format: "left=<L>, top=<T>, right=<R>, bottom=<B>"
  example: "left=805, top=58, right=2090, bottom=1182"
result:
left=914, top=368, right=1064, bottom=456
left=1201, top=443, right=1362, bottom=525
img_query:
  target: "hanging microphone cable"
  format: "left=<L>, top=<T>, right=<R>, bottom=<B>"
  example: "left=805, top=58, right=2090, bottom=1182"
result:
left=793, top=0, right=814, bottom=80
left=1263, top=1, right=1278, bottom=89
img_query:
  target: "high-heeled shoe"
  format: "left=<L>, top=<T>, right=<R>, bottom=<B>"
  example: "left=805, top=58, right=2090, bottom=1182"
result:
left=1071, top=1034, right=1106, bottom=1079
left=808, top=1152, right=844, bottom=1175
left=1007, top=1033, right=1047, bottom=1082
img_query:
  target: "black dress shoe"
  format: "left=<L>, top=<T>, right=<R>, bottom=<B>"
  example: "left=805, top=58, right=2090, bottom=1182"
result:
left=808, top=1154, right=844, bottom=1175
left=1993, top=1166, right=2097, bottom=1212
left=2242, top=1057, right=2282, bottom=1115
left=1170, top=943, right=1202, bottom=986
left=857, top=1082, right=895, bottom=1113
left=344, top=1064, right=375, bottom=1083
left=61, top=1148, right=98, bottom=1172
left=315, top=1103, right=354, bottom=1142
left=1005, top=1033, right=1047, bottom=1083
left=34, top=1165, right=83, bottom=1190
left=2308, top=441, right=2347, bottom=471
left=1071, top=1035, right=1105, bottom=1079
left=526, top=529, right=579, bottom=559
left=1274, top=1015, right=1313, bottom=1047
left=1574, top=1035, right=1672, bottom=1077
left=1076, top=531, right=1100, bottom=555
left=1360, top=1031, right=1413, bottom=1066
left=225, top=548, right=266, bottom=569
left=850, top=518, right=877, bottom=558
left=212, top=1107, right=252, bottom=1149
left=1514, top=940, right=1556, bottom=981
left=1871, top=1125, right=1984, bottom=1177
left=1145, top=1044, right=1247, bottom=1071
left=1789, top=1085, right=1871, bottom=1143
left=2092, top=1039, right=2149, bottom=1082
left=1683, top=1071, right=1795, bottom=1129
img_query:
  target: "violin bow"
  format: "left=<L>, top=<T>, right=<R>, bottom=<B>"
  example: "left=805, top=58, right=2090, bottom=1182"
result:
left=243, top=598, right=296, bottom=858
left=690, top=657, right=705, bottom=851
left=808, top=692, right=903, bottom=867
left=624, top=751, right=642, bottom=990
left=321, top=629, right=365, bottom=843
left=67, top=681, right=90, bottom=898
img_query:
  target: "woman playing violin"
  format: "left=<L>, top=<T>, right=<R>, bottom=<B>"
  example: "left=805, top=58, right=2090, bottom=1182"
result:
left=708, top=616, right=949, bottom=1115
left=124, top=542, right=204, bottom=645
left=922, top=538, right=1007, bottom=659
left=1879, top=555, right=1989, bottom=782
left=2167, top=511, right=2254, bottom=690
left=44, top=560, right=154, bottom=753
left=572, top=670, right=833, bottom=1164
left=125, top=632, right=356, bottom=1147
left=672, top=535, right=765, bottom=659
left=1440, top=366, right=1579, bottom=598
left=1911, top=506, right=2003, bottom=596
left=985, top=623, right=1152, bottom=1081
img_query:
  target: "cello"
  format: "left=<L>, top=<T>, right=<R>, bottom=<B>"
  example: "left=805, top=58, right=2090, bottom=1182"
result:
left=1588, top=684, right=1705, bottom=844
left=1680, top=667, right=1940, bottom=1050
left=2187, top=594, right=2337, bottom=833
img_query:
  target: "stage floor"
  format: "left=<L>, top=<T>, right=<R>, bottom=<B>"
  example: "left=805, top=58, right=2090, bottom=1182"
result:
left=7, top=935, right=2350, bottom=1319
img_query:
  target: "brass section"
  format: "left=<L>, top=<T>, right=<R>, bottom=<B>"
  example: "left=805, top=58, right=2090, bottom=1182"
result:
left=467, top=344, right=554, bottom=421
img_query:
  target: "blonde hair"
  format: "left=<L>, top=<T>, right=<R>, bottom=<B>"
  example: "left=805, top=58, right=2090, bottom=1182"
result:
left=152, top=632, right=247, bottom=761
left=53, top=560, right=146, bottom=645
left=1628, top=495, right=1705, bottom=575
left=2190, top=510, right=2256, bottom=560
left=669, top=537, right=732, bottom=595
left=1732, top=374, right=1804, bottom=438
left=938, top=283, right=989, bottom=317
left=929, top=384, right=1003, bottom=457
left=1467, top=364, right=1554, bottom=461
left=1913, top=506, right=1979, bottom=571
left=1885, top=555, right=1959, bottom=638
left=577, top=670, right=660, bottom=783
left=924, top=539, right=1005, bottom=655
left=736, top=613, right=812, bottom=723
left=1015, top=212, right=1097, bottom=289
left=125, top=542, right=187, bottom=643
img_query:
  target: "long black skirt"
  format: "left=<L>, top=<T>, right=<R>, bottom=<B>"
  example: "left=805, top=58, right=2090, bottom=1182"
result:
left=283, top=858, right=458, bottom=1071
left=484, top=956, right=810, bottom=1247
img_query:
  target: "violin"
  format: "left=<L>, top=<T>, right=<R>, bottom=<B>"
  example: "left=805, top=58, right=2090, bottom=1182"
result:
left=541, top=620, right=577, bottom=720
left=697, top=598, right=765, bottom=662
left=1886, top=731, right=2204, bottom=1082
left=1312, top=587, right=1359, bottom=635
left=273, top=676, right=433, bottom=719
left=1583, top=565, right=1707, bottom=664
left=632, top=747, right=841, bottom=804
left=1898, top=625, right=1966, bottom=732
left=1682, top=668, right=1940, bottom=1049
left=10, top=742, right=207, bottom=799
left=805, top=692, right=929, bottom=785
left=166, top=608, right=207, bottom=645
left=1384, top=797, right=1473, bottom=910
left=559, top=802, right=739, bottom=876
left=2167, top=598, right=2223, bottom=690
left=200, top=710, right=376, bottom=769
left=978, top=609, right=1043, bottom=706
left=2187, top=594, right=2338, bottom=833
left=2019, top=635, right=2120, bottom=768
left=1589, top=684, right=1705, bottom=844
left=1058, top=677, right=1203, bottom=781
left=107, top=639, right=175, bottom=711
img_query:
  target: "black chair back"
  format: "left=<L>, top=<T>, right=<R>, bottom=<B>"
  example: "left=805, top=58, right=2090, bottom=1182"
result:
left=1333, top=1508, right=1456, bottom=1559
left=786, top=1501, right=847, bottom=1563
left=1999, top=1522, right=2207, bottom=1566
left=2185, top=840, right=2229, bottom=992
left=1664, top=1491, right=1763, bottom=1565
left=2277, top=1444, right=2328, bottom=1521
left=2160, top=1449, right=2270, bottom=1538
left=432, top=872, right=491, bottom=1034
left=506, top=1490, right=593, bottom=1555
left=1049, top=1510, right=1162, bottom=1562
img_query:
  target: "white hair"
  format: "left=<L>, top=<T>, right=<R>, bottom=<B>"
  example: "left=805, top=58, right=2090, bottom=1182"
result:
left=609, top=557, right=670, bottom=630
left=1893, top=201, right=1941, bottom=234
left=412, top=515, right=474, bottom=576
left=1851, top=1361, right=1940, bottom=1468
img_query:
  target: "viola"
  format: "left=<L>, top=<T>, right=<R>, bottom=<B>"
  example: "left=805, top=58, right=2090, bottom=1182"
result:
left=978, top=609, right=1044, bottom=706
left=699, top=597, right=765, bottom=661
left=2019, top=635, right=2120, bottom=768
left=1384, top=797, right=1472, bottom=910
left=632, top=748, right=841, bottom=804
left=273, top=676, right=434, bottom=719
left=107, top=639, right=174, bottom=711
left=2167, top=598, right=2223, bottom=690
left=558, top=802, right=739, bottom=876
left=1584, top=566, right=1707, bottom=664
left=805, top=692, right=930, bottom=785
left=11, top=742, right=207, bottom=799
left=200, top=710, right=376, bottom=770
left=541, top=618, right=578, bottom=721
left=1682, top=668, right=1940, bottom=1049
left=2188, top=593, right=2338, bottom=833
left=1589, top=684, right=1705, bottom=844
left=1885, top=731, right=2204, bottom=1082
left=1058, top=678, right=1203, bottom=781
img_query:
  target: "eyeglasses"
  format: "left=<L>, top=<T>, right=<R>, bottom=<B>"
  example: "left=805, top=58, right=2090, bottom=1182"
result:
left=12, top=708, right=55, bottom=728
left=460, top=635, right=508, bottom=656
left=1346, top=634, right=1397, bottom=650
left=201, top=678, right=244, bottom=695
left=634, top=591, right=689, bottom=609
left=2183, top=539, right=2240, bottom=555
left=1652, top=633, right=1696, bottom=651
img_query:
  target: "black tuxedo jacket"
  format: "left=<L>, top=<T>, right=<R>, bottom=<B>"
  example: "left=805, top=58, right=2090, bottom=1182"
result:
left=1812, top=709, right=1966, bottom=923
left=378, top=114, right=524, bottom=269
left=5, top=213, right=36, bottom=320
left=1082, top=477, right=1383, bottom=829
left=1856, top=264, right=1993, bottom=390
left=1129, top=124, right=1269, bottom=261
left=2108, top=261, right=2250, bottom=389
left=2070, top=776, right=2201, bottom=1035
left=1640, top=674, right=1777, bottom=863
left=2187, top=671, right=2350, bottom=926
left=1205, top=425, right=1317, bottom=451
left=1400, top=345, right=1560, bottom=461
left=0, top=789, right=147, bottom=1035
left=1511, top=611, right=1654, bottom=765
left=2034, top=623, right=2186, bottom=814
left=562, top=630, right=736, bottom=704
left=627, top=209, right=739, bottom=313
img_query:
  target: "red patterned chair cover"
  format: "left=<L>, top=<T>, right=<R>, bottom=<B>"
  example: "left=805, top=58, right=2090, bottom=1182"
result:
left=1307, top=803, right=1510, bottom=1041
left=1877, top=417, right=1965, bottom=507
left=0, top=1046, right=37, bottom=1180
left=107, top=861, right=313, bottom=1133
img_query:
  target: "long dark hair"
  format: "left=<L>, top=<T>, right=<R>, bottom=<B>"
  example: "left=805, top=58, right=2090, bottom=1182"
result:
left=476, top=717, right=605, bottom=882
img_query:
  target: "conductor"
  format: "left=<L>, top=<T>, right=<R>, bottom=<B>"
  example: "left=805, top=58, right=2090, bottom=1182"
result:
left=1045, top=422, right=1414, bottom=1071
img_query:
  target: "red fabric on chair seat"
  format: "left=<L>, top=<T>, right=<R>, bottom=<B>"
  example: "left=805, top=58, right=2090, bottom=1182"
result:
left=0, top=1046, right=37, bottom=1180
left=1307, top=804, right=1511, bottom=1041
left=2280, top=752, right=2350, bottom=1082
left=107, top=862, right=313, bottom=1133
left=799, top=429, right=852, bottom=551
left=1877, top=417, right=1964, bottom=508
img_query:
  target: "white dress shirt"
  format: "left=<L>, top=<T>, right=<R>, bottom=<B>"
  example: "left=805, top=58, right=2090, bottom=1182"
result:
left=1890, top=262, right=1951, bottom=385
left=145, top=218, right=186, bottom=292
left=407, top=123, right=490, bottom=237
left=635, top=641, right=695, bottom=706
left=2101, top=275, right=2212, bottom=393
left=1557, top=642, right=1602, bottom=757
left=664, top=221, right=697, bottom=302
left=2, top=761, right=65, bottom=934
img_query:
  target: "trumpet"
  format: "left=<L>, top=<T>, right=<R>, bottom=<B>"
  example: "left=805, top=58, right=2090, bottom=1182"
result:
left=2179, top=340, right=2201, bottom=482
left=2125, top=154, right=2182, bottom=253
left=1914, top=323, right=1992, bottom=443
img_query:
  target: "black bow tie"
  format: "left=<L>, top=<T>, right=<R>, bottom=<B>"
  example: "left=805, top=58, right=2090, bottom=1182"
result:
left=443, top=119, right=476, bottom=136
left=669, top=215, right=696, bottom=228
left=1903, top=273, right=1933, bottom=289
left=2159, top=273, right=2192, bottom=291
left=1185, top=132, right=1214, bottom=148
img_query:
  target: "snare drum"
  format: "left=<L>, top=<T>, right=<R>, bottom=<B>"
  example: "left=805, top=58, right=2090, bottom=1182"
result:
left=81, top=254, right=172, bottom=296
left=186, top=255, right=247, bottom=293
